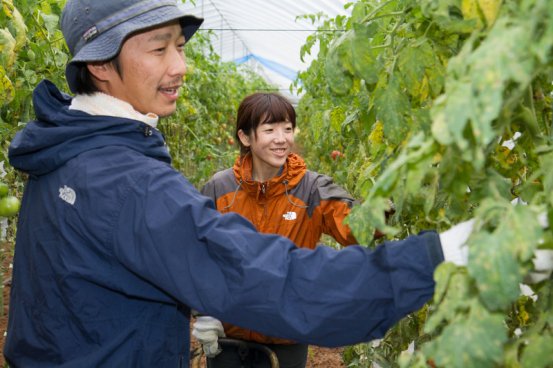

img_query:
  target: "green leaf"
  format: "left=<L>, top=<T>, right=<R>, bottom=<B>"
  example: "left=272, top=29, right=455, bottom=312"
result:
left=397, top=40, right=435, bottom=98
left=423, top=302, right=507, bottom=368
left=374, top=76, right=410, bottom=142
left=350, top=23, right=382, bottom=85
left=467, top=201, right=542, bottom=311
left=531, top=0, right=553, bottom=63
left=520, top=334, right=553, bottom=368
left=324, top=31, right=354, bottom=95
left=425, top=265, right=472, bottom=333
left=467, top=230, right=524, bottom=310
left=346, top=196, right=398, bottom=245
left=39, top=12, right=59, bottom=36
left=327, top=106, right=345, bottom=133
left=431, top=80, right=472, bottom=149
left=539, top=151, right=553, bottom=205
left=494, top=204, right=543, bottom=262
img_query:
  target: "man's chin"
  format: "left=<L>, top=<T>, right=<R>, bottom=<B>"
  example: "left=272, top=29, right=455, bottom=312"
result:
left=156, top=106, right=177, bottom=118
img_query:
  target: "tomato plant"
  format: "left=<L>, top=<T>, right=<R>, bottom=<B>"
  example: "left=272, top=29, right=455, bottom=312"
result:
left=0, top=195, right=19, bottom=218
left=295, top=0, right=553, bottom=366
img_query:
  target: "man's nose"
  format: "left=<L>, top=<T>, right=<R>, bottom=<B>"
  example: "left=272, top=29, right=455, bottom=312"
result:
left=169, top=49, right=187, bottom=77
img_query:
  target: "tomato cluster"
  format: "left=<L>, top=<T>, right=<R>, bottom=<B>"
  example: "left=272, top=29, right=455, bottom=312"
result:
left=0, top=182, right=20, bottom=218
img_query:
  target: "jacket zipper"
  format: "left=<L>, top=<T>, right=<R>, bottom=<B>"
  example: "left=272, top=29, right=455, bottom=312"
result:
left=260, top=183, right=268, bottom=222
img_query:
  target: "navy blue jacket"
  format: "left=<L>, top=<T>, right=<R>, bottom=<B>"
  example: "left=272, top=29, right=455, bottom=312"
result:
left=4, top=80, right=444, bottom=367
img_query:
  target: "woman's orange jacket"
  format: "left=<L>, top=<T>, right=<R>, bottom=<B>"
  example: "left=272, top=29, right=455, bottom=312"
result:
left=201, top=153, right=357, bottom=345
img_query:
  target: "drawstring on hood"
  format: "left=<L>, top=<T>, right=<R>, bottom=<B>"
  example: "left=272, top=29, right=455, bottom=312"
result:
left=282, top=180, right=308, bottom=209
left=221, top=179, right=244, bottom=210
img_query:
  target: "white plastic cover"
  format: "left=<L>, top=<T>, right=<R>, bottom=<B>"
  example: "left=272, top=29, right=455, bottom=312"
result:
left=181, top=0, right=350, bottom=100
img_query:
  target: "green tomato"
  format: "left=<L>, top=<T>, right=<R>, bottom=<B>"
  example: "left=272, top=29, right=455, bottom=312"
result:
left=0, top=196, right=21, bottom=218
left=0, top=182, right=8, bottom=198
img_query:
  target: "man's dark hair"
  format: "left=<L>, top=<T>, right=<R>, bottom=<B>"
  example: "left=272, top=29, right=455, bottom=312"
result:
left=71, top=57, right=123, bottom=95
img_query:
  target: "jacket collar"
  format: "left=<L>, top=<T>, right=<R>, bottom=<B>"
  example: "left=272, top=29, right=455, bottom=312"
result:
left=233, top=152, right=306, bottom=198
left=8, top=80, right=170, bottom=177
left=70, top=92, right=159, bottom=128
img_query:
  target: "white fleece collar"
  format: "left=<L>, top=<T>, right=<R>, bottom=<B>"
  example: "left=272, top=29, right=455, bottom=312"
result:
left=69, top=93, right=159, bottom=128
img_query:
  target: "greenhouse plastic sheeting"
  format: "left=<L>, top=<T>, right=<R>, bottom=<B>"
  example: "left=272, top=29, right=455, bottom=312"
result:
left=180, top=0, right=350, bottom=98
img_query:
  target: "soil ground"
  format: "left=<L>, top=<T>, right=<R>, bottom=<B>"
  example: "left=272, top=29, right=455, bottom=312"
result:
left=0, top=242, right=345, bottom=367
left=1, top=241, right=10, bottom=367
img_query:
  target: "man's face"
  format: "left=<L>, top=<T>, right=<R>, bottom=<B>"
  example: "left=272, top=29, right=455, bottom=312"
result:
left=104, top=21, right=186, bottom=117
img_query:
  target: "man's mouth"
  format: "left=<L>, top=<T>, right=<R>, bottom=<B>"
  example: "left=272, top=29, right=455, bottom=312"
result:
left=160, top=83, right=181, bottom=92
left=159, top=85, right=181, bottom=98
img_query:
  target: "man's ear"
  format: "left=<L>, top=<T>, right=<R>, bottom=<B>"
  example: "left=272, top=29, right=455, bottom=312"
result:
left=237, top=129, right=250, bottom=147
left=86, top=61, right=115, bottom=83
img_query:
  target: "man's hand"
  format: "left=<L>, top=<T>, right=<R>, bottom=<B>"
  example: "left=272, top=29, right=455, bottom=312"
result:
left=192, top=316, right=225, bottom=358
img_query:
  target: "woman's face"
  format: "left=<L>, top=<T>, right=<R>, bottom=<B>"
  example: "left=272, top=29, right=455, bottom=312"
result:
left=239, top=120, right=295, bottom=181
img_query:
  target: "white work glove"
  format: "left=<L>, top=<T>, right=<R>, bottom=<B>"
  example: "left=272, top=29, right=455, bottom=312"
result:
left=192, top=316, right=225, bottom=358
left=439, top=212, right=553, bottom=282
left=528, top=211, right=552, bottom=283
left=438, top=219, right=475, bottom=266
left=527, top=249, right=553, bottom=283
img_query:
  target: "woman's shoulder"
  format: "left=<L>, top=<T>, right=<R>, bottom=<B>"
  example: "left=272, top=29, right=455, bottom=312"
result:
left=201, top=168, right=237, bottom=196
left=210, top=167, right=235, bottom=182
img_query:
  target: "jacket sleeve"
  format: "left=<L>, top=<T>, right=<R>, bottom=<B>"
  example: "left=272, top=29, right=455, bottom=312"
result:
left=113, top=166, right=444, bottom=347
left=312, top=174, right=358, bottom=246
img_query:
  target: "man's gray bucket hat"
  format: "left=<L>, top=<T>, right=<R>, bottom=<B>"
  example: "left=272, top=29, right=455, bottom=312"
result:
left=61, top=0, right=203, bottom=93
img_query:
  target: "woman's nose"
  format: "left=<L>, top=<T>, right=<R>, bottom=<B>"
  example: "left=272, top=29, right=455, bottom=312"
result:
left=274, top=129, right=286, bottom=142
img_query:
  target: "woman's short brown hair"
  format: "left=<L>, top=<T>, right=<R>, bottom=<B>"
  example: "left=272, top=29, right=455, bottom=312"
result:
left=235, top=92, right=296, bottom=156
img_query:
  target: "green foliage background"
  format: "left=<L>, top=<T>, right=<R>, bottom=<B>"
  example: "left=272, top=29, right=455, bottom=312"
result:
left=2, top=0, right=553, bottom=366
left=295, top=0, right=553, bottom=366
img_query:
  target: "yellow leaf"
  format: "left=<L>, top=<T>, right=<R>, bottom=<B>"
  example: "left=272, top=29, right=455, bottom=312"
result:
left=478, top=0, right=502, bottom=27
left=419, top=75, right=430, bottom=102
left=0, top=28, right=16, bottom=68
left=462, top=0, right=502, bottom=28
left=2, top=0, right=14, bottom=17
left=0, top=66, right=15, bottom=105
left=368, top=121, right=384, bottom=145
left=461, top=0, right=480, bottom=22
